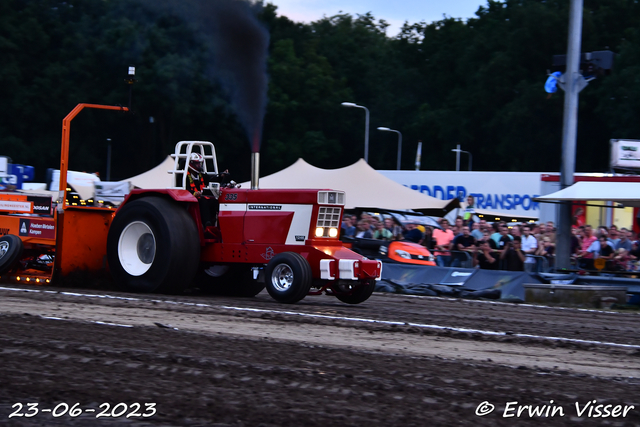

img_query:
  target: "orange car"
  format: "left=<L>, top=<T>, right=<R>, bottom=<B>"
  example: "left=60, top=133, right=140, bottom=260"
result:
left=343, top=237, right=436, bottom=266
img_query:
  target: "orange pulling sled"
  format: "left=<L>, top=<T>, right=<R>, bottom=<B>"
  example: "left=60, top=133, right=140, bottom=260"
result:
left=0, top=104, right=128, bottom=284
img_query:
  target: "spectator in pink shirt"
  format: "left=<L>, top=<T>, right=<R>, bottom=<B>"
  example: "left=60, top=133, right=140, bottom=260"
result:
left=575, top=225, right=597, bottom=269
left=433, top=219, right=455, bottom=267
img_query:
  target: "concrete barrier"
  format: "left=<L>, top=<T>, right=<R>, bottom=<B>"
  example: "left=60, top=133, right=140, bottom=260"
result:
left=523, top=283, right=628, bottom=308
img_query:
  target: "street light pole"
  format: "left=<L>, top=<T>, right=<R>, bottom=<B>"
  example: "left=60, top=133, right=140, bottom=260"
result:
left=451, top=145, right=472, bottom=171
left=106, top=138, right=112, bottom=181
left=556, top=0, right=584, bottom=270
left=341, top=102, right=370, bottom=163
left=377, top=127, right=402, bottom=170
left=453, top=144, right=461, bottom=171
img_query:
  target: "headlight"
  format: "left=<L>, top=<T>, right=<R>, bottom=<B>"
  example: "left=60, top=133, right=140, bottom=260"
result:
left=315, top=227, right=339, bottom=238
left=395, top=249, right=412, bottom=259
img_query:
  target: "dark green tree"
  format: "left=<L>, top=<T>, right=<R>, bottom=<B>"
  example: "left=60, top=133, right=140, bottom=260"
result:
left=2, top=0, right=640, bottom=183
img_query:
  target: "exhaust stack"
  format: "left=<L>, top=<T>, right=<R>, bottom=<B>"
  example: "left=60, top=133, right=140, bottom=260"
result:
left=251, top=152, right=259, bottom=190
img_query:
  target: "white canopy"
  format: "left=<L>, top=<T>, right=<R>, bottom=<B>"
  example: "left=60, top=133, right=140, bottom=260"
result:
left=121, top=156, right=176, bottom=189
left=48, top=169, right=100, bottom=200
left=534, top=181, right=640, bottom=208
left=240, top=158, right=459, bottom=215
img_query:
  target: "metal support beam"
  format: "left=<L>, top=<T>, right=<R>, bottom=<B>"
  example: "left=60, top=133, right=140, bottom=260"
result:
left=556, top=0, right=584, bottom=270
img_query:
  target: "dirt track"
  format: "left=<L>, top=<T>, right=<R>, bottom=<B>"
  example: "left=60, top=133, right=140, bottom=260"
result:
left=1, top=284, right=639, bottom=426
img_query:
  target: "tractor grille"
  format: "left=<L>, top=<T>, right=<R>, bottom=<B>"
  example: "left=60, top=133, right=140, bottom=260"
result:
left=317, top=207, right=342, bottom=228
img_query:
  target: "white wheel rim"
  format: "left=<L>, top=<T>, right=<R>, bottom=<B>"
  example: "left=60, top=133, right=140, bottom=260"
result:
left=118, top=221, right=156, bottom=276
left=271, top=264, right=294, bottom=292
left=0, top=241, right=9, bottom=260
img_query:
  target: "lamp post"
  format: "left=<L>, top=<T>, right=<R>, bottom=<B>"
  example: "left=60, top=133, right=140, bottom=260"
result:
left=451, top=144, right=472, bottom=171
left=341, top=102, right=370, bottom=163
left=125, top=66, right=137, bottom=111
left=557, top=0, right=584, bottom=270
left=106, top=138, right=112, bottom=181
left=377, top=127, right=402, bottom=170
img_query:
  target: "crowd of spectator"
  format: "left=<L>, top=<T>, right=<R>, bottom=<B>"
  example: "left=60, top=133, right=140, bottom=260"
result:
left=572, top=224, right=640, bottom=271
left=341, top=212, right=640, bottom=273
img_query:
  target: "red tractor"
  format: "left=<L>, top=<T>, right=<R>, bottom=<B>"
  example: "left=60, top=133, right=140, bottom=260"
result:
left=0, top=104, right=382, bottom=304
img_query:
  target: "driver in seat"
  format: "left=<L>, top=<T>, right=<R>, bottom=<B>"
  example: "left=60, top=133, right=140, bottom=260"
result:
left=187, top=152, right=231, bottom=227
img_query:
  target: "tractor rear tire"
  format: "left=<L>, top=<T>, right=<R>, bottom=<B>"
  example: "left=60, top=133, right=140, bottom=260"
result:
left=335, top=279, right=376, bottom=304
left=0, top=235, right=23, bottom=274
left=264, top=252, right=312, bottom=304
left=197, top=265, right=265, bottom=297
left=107, top=196, right=200, bottom=294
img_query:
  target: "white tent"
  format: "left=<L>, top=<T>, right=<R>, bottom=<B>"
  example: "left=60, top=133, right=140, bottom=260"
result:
left=534, top=181, right=640, bottom=207
left=48, top=169, right=100, bottom=200
left=121, top=156, right=176, bottom=189
left=240, top=158, right=459, bottom=215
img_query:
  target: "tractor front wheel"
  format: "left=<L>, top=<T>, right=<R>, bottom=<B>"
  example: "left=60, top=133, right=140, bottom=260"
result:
left=197, top=265, right=265, bottom=297
left=335, top=279, right=376, bottom=304
left=264, top=252, right=312, bottom=304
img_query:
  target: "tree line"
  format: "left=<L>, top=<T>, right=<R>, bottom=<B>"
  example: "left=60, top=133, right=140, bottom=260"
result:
left=1, top=0, right=640, bottom=182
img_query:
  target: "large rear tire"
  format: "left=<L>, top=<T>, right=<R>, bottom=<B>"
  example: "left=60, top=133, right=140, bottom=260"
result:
left=107, top=197, right=200, bottom=293
left=335, top=279, right=376, bottom=304
left=0, top=235, right=24, bottom=274
left=197, top=265, right=265, bottom=297
left=264, top=252, right=312, bottom=304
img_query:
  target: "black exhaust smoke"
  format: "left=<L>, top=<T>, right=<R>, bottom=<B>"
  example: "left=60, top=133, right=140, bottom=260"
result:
left=140, top=0, right=269, bottom=153
left=201, top=0, right=269, bottom=154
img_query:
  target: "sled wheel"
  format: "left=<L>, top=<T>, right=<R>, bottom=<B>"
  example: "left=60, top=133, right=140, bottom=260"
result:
left=264, top=252, right=312, bottom=304
left=335, top=279, right=376, bottom=304
left=198, top=265, right=265, bottom=297
left=107, top=196, right=200, bottom=293
left=0, top=235, right=24, bottom=274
